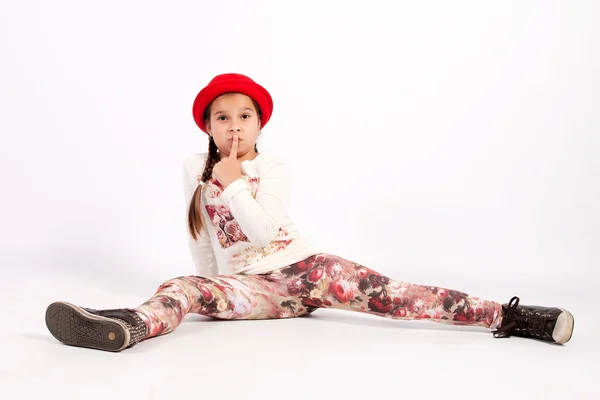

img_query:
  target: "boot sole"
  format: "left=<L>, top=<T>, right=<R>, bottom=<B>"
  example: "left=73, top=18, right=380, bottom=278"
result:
left=553, top=308, right=574, bottom=344
left=45, top=301, right=131, bottom=352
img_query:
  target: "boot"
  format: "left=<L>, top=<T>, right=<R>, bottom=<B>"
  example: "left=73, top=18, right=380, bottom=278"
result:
left=492, top=296, right=574, bottom=344
left=45, top=301, right=147, bottom=352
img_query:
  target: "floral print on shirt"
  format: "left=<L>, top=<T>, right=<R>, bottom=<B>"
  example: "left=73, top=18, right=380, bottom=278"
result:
left=199, top=175, right=262, bottom=248
left=205, top=204, right=249, bottom=248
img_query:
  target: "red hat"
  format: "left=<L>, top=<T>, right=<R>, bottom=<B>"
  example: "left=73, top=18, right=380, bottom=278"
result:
left=192, top=73, right=273, bottom=134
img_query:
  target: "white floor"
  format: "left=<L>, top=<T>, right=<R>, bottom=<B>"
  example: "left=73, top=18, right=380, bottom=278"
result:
left=2, top=266, right=597, bottom=400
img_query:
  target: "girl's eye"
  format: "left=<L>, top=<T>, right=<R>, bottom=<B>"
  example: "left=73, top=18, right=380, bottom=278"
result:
left=242, top=114, right=250, bottom=119
left=217, top=116, right=226, bottom=121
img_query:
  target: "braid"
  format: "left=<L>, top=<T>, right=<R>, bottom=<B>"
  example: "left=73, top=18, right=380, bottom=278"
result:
left=188, top=137, right=219, bottom=241
left=201, top=136, right=220, bottom=182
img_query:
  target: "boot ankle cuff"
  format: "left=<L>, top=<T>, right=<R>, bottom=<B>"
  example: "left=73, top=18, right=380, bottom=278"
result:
left=114, top=311, right=148, bottom=348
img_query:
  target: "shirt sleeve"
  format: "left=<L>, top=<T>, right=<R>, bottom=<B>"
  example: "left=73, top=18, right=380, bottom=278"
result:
left=182, top=157, right=219, bottom=276
left=219, top=159, right=290, bottom=247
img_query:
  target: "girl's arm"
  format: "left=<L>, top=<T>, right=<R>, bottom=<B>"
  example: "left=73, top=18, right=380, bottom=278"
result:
left=219, top=159, right=290, bottom=247
left=182, top=156, right=219, bottom=276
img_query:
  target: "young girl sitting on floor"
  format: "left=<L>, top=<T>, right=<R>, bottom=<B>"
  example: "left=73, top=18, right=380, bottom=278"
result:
left=45, top=73, right=574, bottom=351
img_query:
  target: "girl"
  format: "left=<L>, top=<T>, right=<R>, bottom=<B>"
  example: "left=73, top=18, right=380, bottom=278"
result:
left=45, top=73, right=575, bottom=352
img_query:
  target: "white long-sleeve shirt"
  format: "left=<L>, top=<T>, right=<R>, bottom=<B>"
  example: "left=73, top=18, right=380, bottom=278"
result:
left=182, top=151, right=323, bottom=276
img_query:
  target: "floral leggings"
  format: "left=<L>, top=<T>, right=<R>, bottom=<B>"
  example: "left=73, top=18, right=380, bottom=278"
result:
left=135, top=253, right=504, bottom=339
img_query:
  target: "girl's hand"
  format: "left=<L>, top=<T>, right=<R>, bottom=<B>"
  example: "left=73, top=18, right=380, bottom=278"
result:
left=212, top=134, right=243, bottom=188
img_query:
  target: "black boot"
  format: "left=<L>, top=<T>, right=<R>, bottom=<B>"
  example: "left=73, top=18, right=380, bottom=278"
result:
left=492, top=296, right=574, bottom=344
left=45, top=301, right=148, bottom=352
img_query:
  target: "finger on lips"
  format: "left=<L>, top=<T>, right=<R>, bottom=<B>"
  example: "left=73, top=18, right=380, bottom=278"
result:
left=229, top=134, right=238, bottom=159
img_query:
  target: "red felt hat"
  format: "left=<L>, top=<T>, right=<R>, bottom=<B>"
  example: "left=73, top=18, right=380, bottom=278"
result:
left=192, top=73, right=273, bottom=134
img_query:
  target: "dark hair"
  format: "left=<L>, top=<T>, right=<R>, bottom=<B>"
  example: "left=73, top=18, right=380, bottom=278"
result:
left=187, top=93, right=262, bottom=240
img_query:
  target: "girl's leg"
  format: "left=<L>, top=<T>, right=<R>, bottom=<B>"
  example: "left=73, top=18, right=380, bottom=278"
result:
left=273, top=253, right=503, bottom=328
left=135, top=274, right=315, bottom=339
left=46, top=273, right=315, bottom=351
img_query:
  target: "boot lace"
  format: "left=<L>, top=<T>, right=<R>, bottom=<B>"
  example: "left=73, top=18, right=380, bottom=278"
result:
left=492, top=296, right=548, bottom=338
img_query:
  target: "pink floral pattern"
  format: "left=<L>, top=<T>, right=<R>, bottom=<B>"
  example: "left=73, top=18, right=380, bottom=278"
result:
left=197, top=175, right=262, bottom=249
left=205, top=204, right=249, bottom=248
left=135, top=253, right=503, bottom=340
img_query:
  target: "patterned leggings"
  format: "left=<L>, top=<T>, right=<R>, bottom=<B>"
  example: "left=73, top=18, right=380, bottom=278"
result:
left=135, top=253, right=503, bottom=339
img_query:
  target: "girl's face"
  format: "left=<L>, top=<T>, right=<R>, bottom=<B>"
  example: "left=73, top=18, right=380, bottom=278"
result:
left=206, top=93, right=261, bottom=160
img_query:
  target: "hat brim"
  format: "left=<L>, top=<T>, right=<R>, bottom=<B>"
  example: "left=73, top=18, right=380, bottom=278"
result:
left=192, top=79, right=273, bottom=134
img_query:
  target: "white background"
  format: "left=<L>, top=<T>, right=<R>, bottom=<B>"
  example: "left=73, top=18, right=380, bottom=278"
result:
left=1, top=1, right=598, bottom=399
